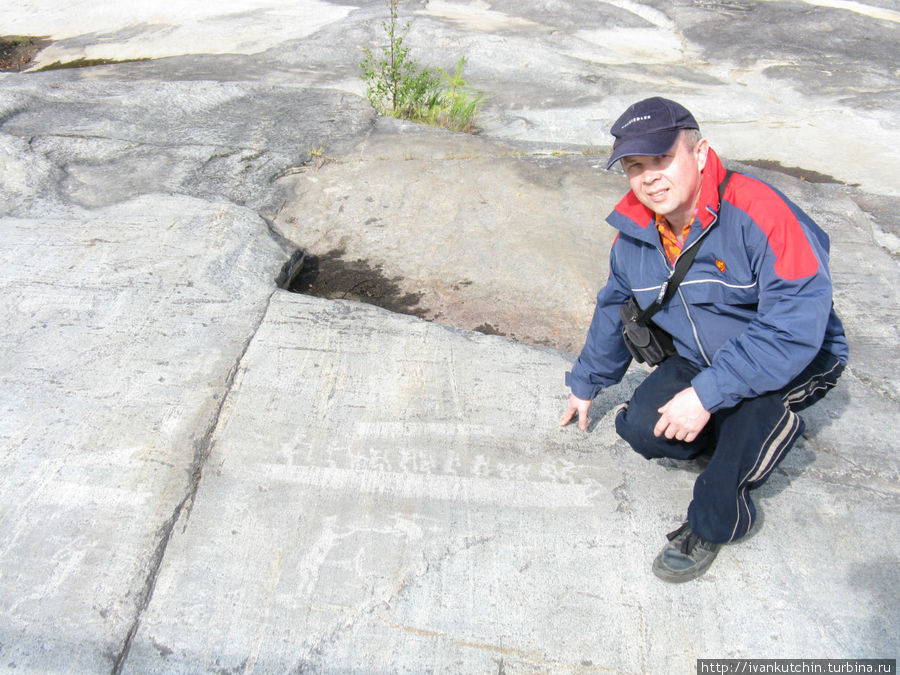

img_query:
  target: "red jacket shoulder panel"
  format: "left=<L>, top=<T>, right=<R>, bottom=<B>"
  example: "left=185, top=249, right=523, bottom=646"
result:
left=726, top=173, right=820, bottom=281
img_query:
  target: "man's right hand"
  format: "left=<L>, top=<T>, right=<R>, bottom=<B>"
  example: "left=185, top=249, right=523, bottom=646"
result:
left=559, top=393, right=592, bottom=431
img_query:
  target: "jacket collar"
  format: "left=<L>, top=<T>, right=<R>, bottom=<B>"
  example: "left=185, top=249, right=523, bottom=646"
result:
left=695, top=148, right=727, bottom=228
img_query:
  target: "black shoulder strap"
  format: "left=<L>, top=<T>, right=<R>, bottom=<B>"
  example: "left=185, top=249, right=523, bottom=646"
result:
left=637, top=170, right=733, bottom=323
left=717, top=168, right=733, bottom=208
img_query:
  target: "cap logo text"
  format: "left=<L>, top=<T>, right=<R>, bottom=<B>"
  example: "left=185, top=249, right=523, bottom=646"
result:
left=621, top=115, right=652, bottom=129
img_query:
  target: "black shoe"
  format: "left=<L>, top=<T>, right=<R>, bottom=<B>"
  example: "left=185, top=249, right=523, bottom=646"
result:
left=652, top=522, right=721, bottom=583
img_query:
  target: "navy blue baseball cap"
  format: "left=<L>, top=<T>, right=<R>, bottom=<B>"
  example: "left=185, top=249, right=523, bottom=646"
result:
left=606, top=97, right=699, bottom=169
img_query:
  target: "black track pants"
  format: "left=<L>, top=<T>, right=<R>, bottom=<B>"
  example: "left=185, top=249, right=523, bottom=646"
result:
left=615, top=348, right=844, bottom=543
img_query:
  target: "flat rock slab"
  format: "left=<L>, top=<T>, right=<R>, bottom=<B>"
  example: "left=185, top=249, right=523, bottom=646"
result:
left=0, top=195, right=285, bottom=671
left=0, top=76, right=374, bottom=216
left=123, top=293, right=897, bottom=673
left=272, top=119, right=623, bottom=352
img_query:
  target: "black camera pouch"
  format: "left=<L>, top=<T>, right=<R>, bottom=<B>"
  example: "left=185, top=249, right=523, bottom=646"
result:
left=620, top=296, right=676, bottom=366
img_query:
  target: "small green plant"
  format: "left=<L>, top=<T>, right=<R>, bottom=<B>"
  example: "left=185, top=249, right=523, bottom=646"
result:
left=429, top=56, right=483, bottom=133
left=360, top=0, right=482, bottom=133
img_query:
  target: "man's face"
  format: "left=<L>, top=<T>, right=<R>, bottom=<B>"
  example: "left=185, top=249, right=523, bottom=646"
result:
left=621, top=133, right=709, bottom=227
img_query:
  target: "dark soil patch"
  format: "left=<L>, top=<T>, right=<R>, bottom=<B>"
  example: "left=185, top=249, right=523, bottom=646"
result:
left=277, top=248, right=427, bottom=318
left=740, top=159, right=854, bottom=185
left=0, top=35, right=51, bottom=72
left=0, top=36, right=147, bottom=72
left=277, top=250, right=514, bottom=337
left=473, top=323, right=507, bottom=337
left=34, top=56, right=149, bottom=71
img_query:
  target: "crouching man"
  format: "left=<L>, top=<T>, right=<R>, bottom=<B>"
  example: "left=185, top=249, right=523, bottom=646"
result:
left=560, top=97, right=848, bottom=582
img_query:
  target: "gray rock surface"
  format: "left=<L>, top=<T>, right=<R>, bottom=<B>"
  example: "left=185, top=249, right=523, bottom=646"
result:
left=1, top=1, right=898, bottom=673
left=0, top=195, right=285, bottom=672
left=121, top=294, right=896, bottom=673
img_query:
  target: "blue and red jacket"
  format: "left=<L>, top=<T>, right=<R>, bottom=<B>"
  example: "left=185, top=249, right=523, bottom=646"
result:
left=566, top=149, right=849, bottom=412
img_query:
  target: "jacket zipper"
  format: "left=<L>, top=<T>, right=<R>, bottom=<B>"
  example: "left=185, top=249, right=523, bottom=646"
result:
left=657, top=209, right=719, bottom=366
